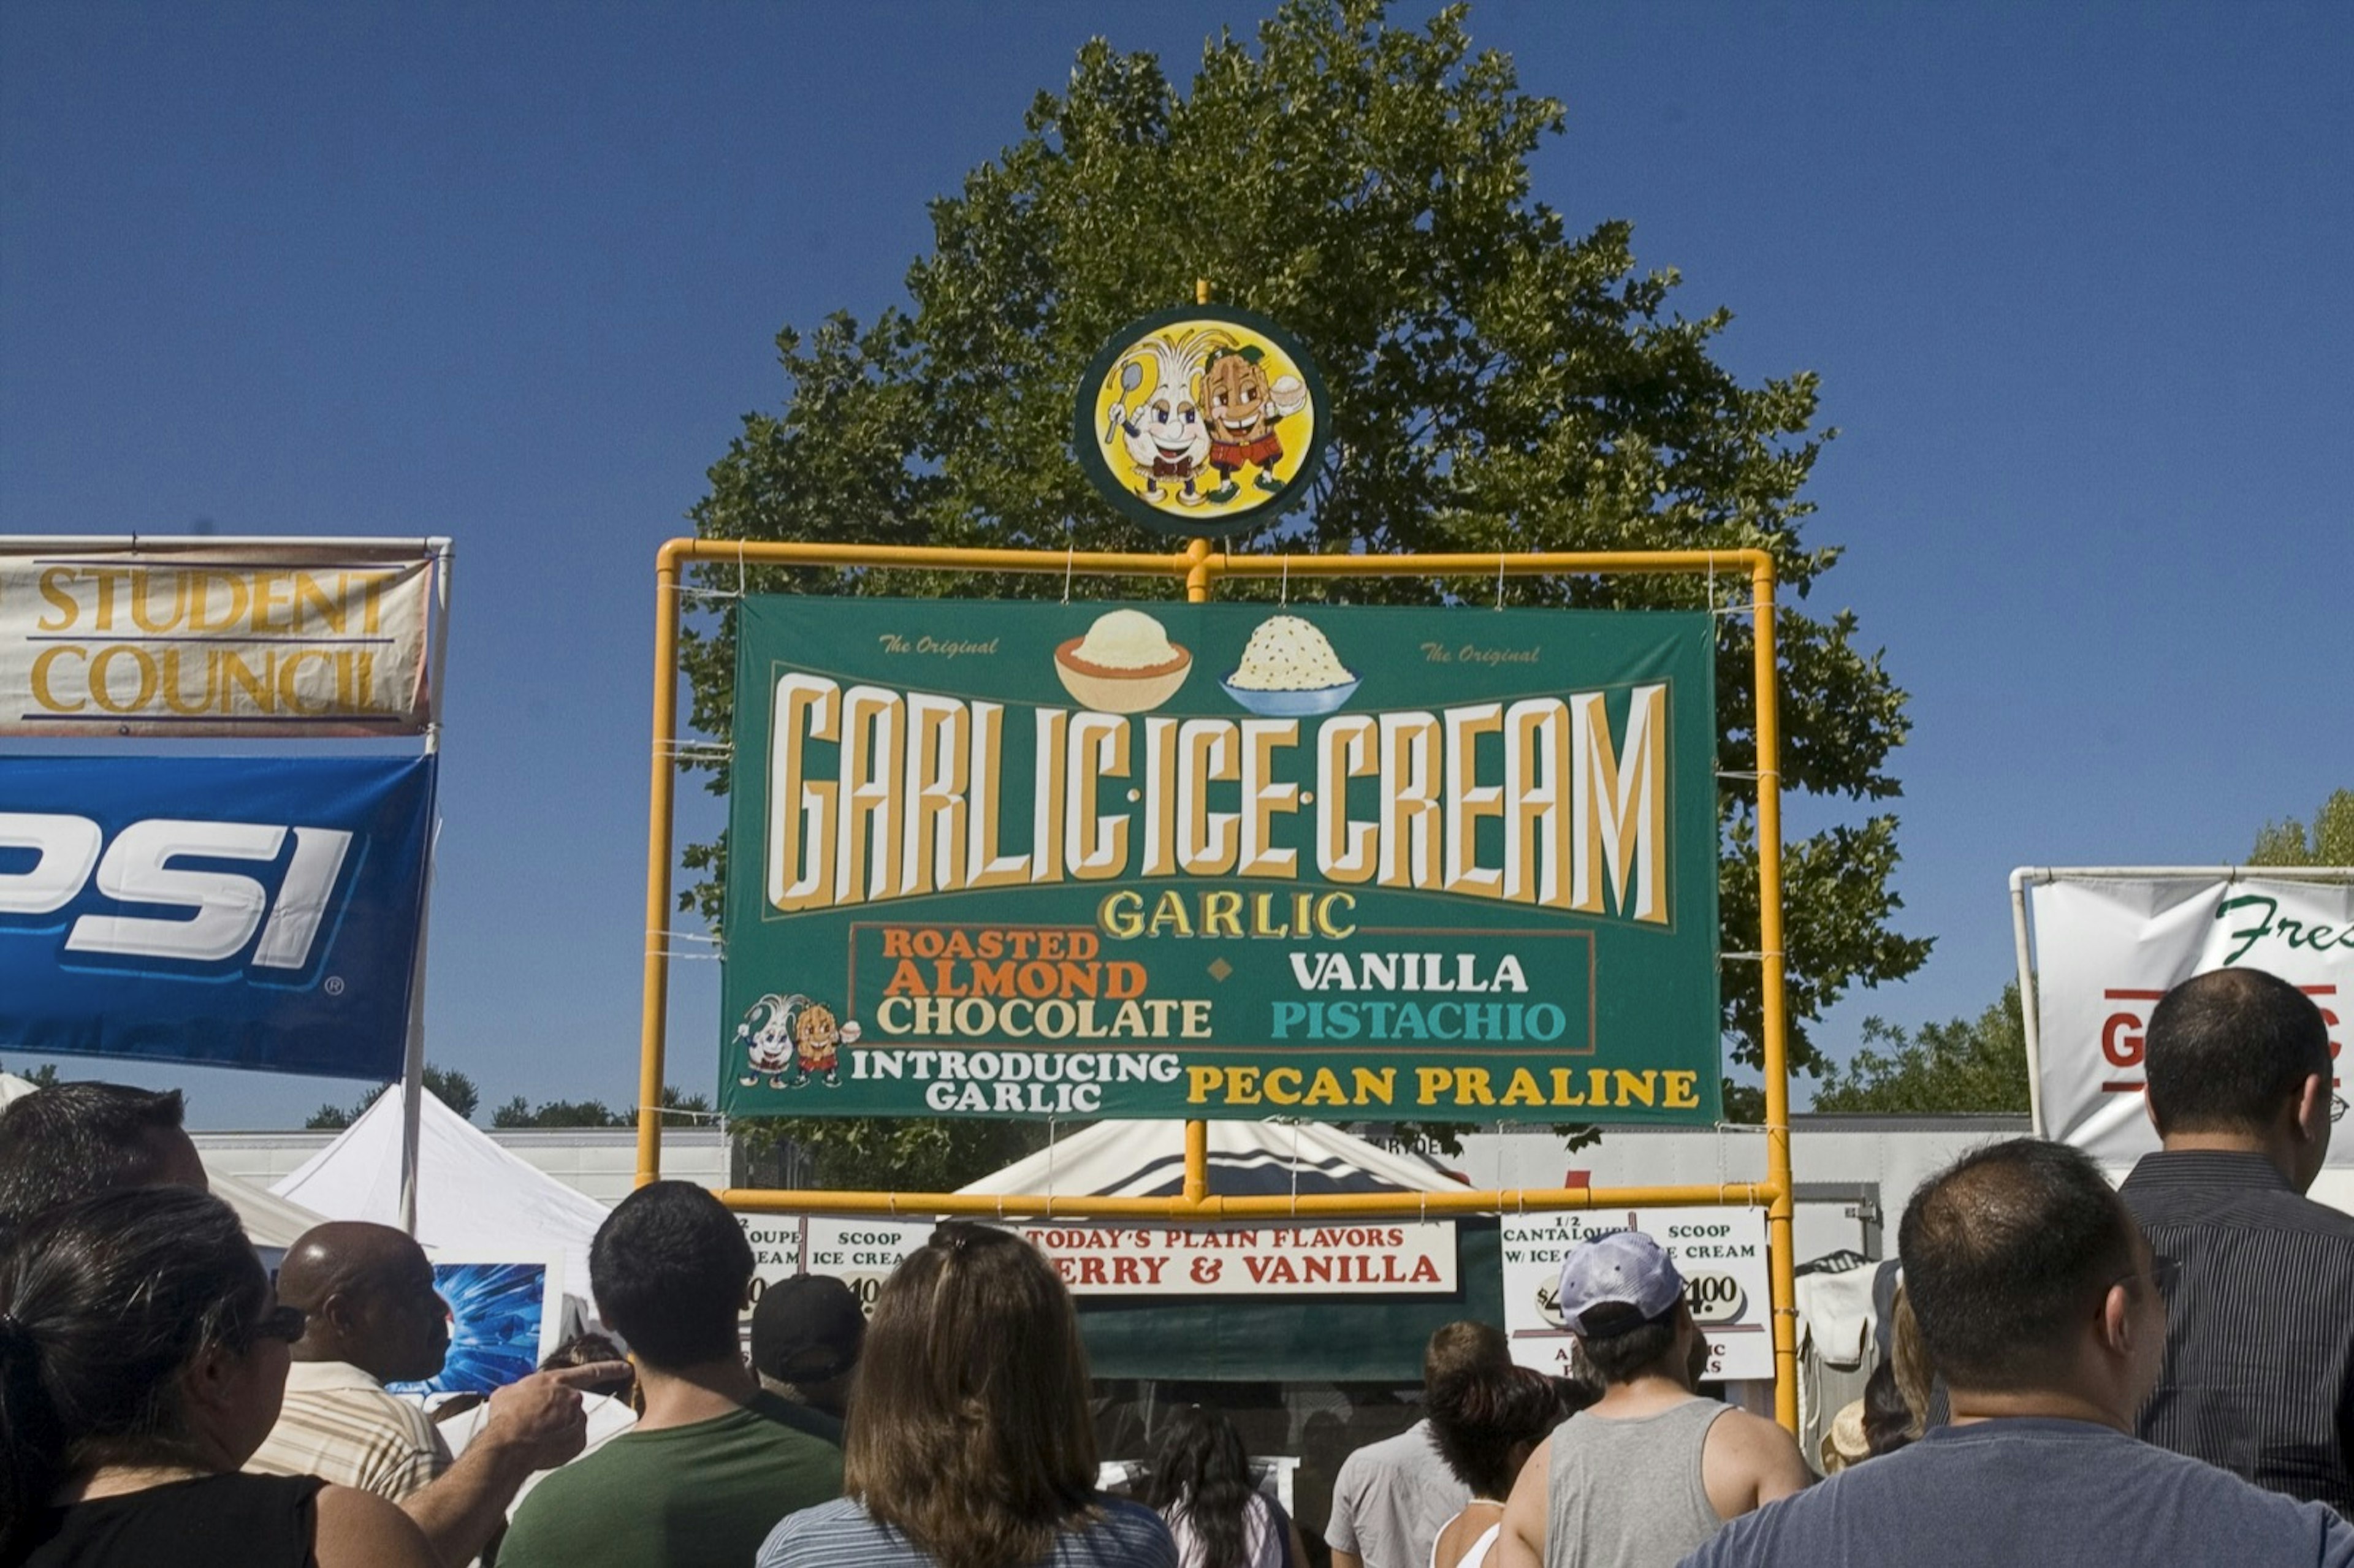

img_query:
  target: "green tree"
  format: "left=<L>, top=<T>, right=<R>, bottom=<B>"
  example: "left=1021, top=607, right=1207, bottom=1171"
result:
left=306, top=1064, right=482, bottom=1130
left=679, top=1, right=1927, bottom=1178
left=2249, top=789, right=2354, bottom=867
left=490, top=1086, right=715, bottom=1128
left=1811, top=984, right=2029, bottom=1114
left=0, top=1062, right=63, bottom=1089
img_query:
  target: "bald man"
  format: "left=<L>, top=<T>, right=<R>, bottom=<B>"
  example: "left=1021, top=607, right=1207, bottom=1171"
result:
left=248, top=1220, right=623, bottom=1568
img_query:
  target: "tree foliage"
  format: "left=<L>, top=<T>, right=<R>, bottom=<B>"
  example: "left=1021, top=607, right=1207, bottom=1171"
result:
left=0, top=1062, right=63, bottom=1090
left=490, top=1085, right=714, bottom=1128
left=306, top=1064, right=481, bottom=1130
left=2249, top=790, right=2354, bottom=867
left=679, top=0, right=1926, bottom=1177
left=1811, top=984, right=2029, bottom=1115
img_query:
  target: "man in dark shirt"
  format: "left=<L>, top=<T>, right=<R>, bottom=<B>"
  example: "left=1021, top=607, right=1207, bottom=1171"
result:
left=1682, top=1138, right=2353, bottom=1567
left=2120, top=965, right=2353, bottom=1513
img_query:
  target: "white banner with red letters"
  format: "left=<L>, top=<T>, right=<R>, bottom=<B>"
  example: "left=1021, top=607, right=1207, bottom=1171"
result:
left=2024, top=873, right=2352, bottom=1166
left=739, top=1212, right=1457, bottom=1310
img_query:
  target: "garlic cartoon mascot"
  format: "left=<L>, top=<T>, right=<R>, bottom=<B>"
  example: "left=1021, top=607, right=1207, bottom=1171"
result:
left=734, top=992, right=803, bottom=1089
left=1103, top=330, right=1214, bottom=506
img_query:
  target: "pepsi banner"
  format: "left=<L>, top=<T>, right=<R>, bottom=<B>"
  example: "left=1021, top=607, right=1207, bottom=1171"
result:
left=0, top=755, right=435, bottom=1079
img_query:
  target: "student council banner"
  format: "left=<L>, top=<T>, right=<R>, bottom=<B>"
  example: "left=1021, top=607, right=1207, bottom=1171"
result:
left=720, top=597, right=1720, bottom=1123
left=2026, top=874, right=2352, bottom=1165
left=0, top=753, right=437, bottom=1079
left=1, top=540, right=438, bottom=735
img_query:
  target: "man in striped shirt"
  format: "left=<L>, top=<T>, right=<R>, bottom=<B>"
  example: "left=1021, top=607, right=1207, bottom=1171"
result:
left=247, top=1221, right=622, bottom=1564
left=2122, top=966, right=2354, bottom=1513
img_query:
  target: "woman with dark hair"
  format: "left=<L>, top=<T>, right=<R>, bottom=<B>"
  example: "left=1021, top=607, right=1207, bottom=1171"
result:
left=756, top=1222, right=1175, bottom=1568
left=0, top=1185, right=435, bottom=1566
left=1141, top=1405, right=1305, bottom=1568
left=1423, top=1363, right=1564, bottom=1568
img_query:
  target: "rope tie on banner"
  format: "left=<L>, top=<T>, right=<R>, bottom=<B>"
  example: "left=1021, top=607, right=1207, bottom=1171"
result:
left=1062, top=528, right=1075, bottom=604
left=1495, top=552, right=1507, bottom=611
left=736, top=540, right=748, bottom=602
left=1290, top=1119, right=1301, bottom=1214
left=1279, top=553, right=1289, bottom=605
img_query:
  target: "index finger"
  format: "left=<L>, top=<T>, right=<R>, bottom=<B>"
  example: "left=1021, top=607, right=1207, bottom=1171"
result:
left=542, top=1360, right=632, bottom=1389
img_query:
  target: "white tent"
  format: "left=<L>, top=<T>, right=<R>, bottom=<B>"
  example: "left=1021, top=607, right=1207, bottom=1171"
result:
left=205, top=1162, right=333, bottom=1250
left=270, top=1087, right=610, bottom=1292
left=0, top=1071, right=40, bottom=1109
left=962, top=1118, right=1465, bottom=1200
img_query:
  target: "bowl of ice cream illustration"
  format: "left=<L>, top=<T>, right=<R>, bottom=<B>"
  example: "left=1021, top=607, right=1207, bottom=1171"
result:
left=1221, top=614, right=1360, bottom=716
left=1054, top=609, right=1194, bottom=714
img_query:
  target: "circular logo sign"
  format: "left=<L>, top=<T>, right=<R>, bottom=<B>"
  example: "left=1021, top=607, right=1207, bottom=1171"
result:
left=1073, top=305, right=1330, bottom=538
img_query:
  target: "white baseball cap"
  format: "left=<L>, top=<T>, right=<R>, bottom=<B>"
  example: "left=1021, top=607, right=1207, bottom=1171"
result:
left=1556, top=1229, right=1686, bottom=1334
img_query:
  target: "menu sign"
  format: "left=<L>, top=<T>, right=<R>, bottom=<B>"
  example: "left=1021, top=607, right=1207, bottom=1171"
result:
left=720, top=598, right=1719, bottom=1123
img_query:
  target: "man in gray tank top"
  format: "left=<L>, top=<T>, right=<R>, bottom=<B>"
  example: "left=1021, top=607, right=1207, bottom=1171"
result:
left=1496, top=1230, right=1810, bottom=1568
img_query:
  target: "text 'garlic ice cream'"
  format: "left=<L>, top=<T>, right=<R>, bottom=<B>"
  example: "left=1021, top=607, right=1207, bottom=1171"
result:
left=1073, top=609, right=1181, bottom=670
left=1228, top=614, right=1354, bottom=691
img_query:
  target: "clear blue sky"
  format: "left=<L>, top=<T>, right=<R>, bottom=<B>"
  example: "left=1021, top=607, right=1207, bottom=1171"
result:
left=4, top=2, right=2347, bottom=1128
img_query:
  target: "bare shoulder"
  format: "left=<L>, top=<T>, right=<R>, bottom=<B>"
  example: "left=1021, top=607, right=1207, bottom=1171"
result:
left=313, top=1483, right=438, bottom=1568
left=1704, top=1408, right=1813, bottom=1507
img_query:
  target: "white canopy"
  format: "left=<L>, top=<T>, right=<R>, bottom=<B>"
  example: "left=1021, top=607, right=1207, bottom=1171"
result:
left=961, top=1119, right=1465, bottom=1200
left=205, top=1162, right=333, bottom=1250
left=270, top=1087, right=609, bottom=1291
left=0, top=1071, right=40, bottom=1108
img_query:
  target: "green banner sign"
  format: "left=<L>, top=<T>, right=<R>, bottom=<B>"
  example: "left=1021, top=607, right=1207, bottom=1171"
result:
left=720, top=597, right=1720, bottom=1124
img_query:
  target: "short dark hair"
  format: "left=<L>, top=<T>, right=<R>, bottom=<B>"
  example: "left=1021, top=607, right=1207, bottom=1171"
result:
left=1899, top=1139, right=2139, bottom=1391
left=0, top=1083, right=188, bottom=1224
left=1575, top=1301, right=1683, bottom=1385
left=1423, top=1320, right=1510, bottom=1390
left=2144, top=968, right=2331, bottom=1136
left=588, top=1181, right=753, bottom=1368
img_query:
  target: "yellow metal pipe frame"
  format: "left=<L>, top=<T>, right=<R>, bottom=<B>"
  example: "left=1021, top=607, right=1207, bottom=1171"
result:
left=638, top=536, right=1798, bottom=1428
left=716, top=1179, right=1784, bottom=1220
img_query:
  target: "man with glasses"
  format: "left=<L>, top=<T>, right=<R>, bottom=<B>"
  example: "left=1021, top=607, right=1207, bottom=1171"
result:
left=1679, top=1140, right=2354, bottom=1565
left=2122, top=966, right=2354, bottom=1513
left=247, top=1220, right=622, bottom=1568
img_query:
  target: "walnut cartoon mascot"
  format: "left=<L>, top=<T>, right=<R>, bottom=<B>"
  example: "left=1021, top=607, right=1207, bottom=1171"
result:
left=790, top=1000, right=860, bottom=1089
left=734, top=993, right=802, bottom=1089
left=1202, top=344, right=1307, bottom=502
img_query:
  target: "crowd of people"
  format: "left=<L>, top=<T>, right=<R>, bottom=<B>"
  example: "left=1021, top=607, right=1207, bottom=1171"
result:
left=0, top=964, right=2348, bottom=1566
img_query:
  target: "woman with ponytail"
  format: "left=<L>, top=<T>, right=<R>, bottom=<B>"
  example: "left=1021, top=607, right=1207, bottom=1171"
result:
left=1423, top=1363, right=1566, bottom=1568
left=0, top=1185, right=435, bottom=1566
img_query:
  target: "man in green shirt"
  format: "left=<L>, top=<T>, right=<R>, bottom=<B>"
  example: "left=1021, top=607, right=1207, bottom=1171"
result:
left=498, top=1182, right=844, bottom=1567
